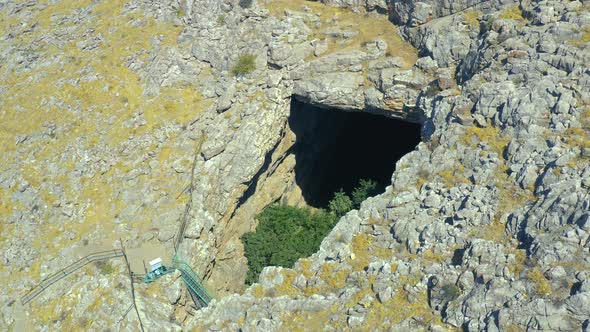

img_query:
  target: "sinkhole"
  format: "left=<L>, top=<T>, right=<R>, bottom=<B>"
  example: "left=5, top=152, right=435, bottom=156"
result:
left=239, top=100, right=423, bottom=285
left=289, top=99, right=422, bottom=208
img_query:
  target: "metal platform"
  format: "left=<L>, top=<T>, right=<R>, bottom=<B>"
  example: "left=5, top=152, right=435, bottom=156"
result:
left=141, top=256, right=214, bottom=308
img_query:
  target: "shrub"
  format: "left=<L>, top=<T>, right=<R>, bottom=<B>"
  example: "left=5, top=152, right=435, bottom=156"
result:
left=239, top=0, right=253, bottom=9
left=232, top=54, right=256, bottom=76
left=351, top=179, right=380, bottom=208
left=217, top=14, right=225, bottom=26
left=95, top=261, right=114, bottom=275
left=242, top=179, right=383, bottom=284
left=242, top=204, right=337, bottom=284
left=440, top=284, right=461, bottom=302
left=328, top=190, right=353, bottom=216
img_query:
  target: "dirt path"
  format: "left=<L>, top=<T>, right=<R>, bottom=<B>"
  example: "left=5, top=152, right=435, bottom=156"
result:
left=12, top=302, right=33, bottom=332
left=125, top=242, right=172, bottom=274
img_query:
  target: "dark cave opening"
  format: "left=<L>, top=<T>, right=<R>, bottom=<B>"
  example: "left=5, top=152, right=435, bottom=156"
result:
left=289, top=99, right=422, bottom=208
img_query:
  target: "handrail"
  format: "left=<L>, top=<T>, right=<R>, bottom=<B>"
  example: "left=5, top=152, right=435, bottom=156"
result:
left=181, top=266, right=212, bottom=300
left=171, top=257, right=210, bottom=292
left=20, top=247, right=216, bottom=312
left=173, top=134, right=205, bottom=253
left=170, top=256, right=214, bottom=307
left=21, top=249, right=124, bottom=305
left=179, top=270, right=210, bottom=307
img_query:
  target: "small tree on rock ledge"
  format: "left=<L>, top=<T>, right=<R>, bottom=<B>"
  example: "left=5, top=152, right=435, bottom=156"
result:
left=329, top=190, right=353, bottom=217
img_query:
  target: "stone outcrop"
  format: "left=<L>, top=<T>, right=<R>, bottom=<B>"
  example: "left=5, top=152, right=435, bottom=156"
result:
left=185, top=0, right=590, bottom=330
left=1, top=0, right=589, bottom=330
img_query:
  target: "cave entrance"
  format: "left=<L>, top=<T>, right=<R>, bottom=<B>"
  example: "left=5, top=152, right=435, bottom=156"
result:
left=289, top=99, right=421, bottom=208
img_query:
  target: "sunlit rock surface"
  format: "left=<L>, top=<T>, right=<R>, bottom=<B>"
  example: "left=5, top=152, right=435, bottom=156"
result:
left=1, top=0, right=589, bottom=330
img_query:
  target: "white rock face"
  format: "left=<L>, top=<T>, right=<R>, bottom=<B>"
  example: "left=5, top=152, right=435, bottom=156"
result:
left=2, top=0, right=589, bottom=330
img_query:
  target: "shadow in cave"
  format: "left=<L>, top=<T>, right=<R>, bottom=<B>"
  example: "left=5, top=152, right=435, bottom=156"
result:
left=289, top=99, right=421, bottom=208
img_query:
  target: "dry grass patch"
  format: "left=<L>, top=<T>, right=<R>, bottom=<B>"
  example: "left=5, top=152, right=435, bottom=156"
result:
left=495, top=165, right=536, bottom=216
left=321, top=262, right=349, bottom=289
left=460, top=125, right=509, bottom=156
left=438, top=163, right=470, bottom=187
left=507, top=248, right=526, bottom=278
left=421, top=248, right=447, bottom=264
left=498, top=5, right=526, bottom=21
left=279, top=303, right=338, bottom=331
left=363, top=287, right=447, bottom=330
left=266, top=0, right=417, bottom=67
left=460, top=125, right=536, bottom=220
left=475, top=219, right=511, bottom=244
left=569, top=27, right=590, bottom=48
left=566, top=126, right=590, bottom=149
left=463, top=10, right=481, bottom=28
left=527, top=267, right=551, bottom=297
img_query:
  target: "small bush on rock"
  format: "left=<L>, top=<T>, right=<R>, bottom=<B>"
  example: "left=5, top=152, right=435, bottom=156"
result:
left=232, top=54, right=256, bottom=76
left=239, top=0, right=253, bottom=9
left=95, top=261, right=114, bottom=275
left=440, top=284, right=461, bottom=302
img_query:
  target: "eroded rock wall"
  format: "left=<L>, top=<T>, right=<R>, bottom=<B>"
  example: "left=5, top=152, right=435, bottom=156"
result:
left=2, top=0, right=589, bottom=330
left=1, top=0, right=428, bottom=328
left=187, top=0, right=590, bottom=330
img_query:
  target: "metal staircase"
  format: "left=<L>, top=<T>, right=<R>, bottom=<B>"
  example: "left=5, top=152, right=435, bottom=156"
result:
left=142, top=256, right=214, bottom=308
left=21, top=250, right=215, bottom=309
left=171, top=256, right=213, bottom=308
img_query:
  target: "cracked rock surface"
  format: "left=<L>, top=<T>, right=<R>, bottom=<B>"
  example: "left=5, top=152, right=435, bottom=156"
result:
left=1, top=0, right=589, bottom=330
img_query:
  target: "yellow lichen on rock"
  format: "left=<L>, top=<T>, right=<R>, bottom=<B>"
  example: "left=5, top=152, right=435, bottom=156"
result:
left=272, top=270, right=302, bottom=297
left=321, top=262, right=349, bottom=289
left=363, top=288, right=437, bottom=329
left=251, top=284, right=266, bottom=298
left=348, top=233, right=374, bottom=271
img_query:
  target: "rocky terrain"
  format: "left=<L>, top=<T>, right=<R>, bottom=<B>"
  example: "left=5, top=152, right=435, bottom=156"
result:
left=1, top=0, right=589, bottom=330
